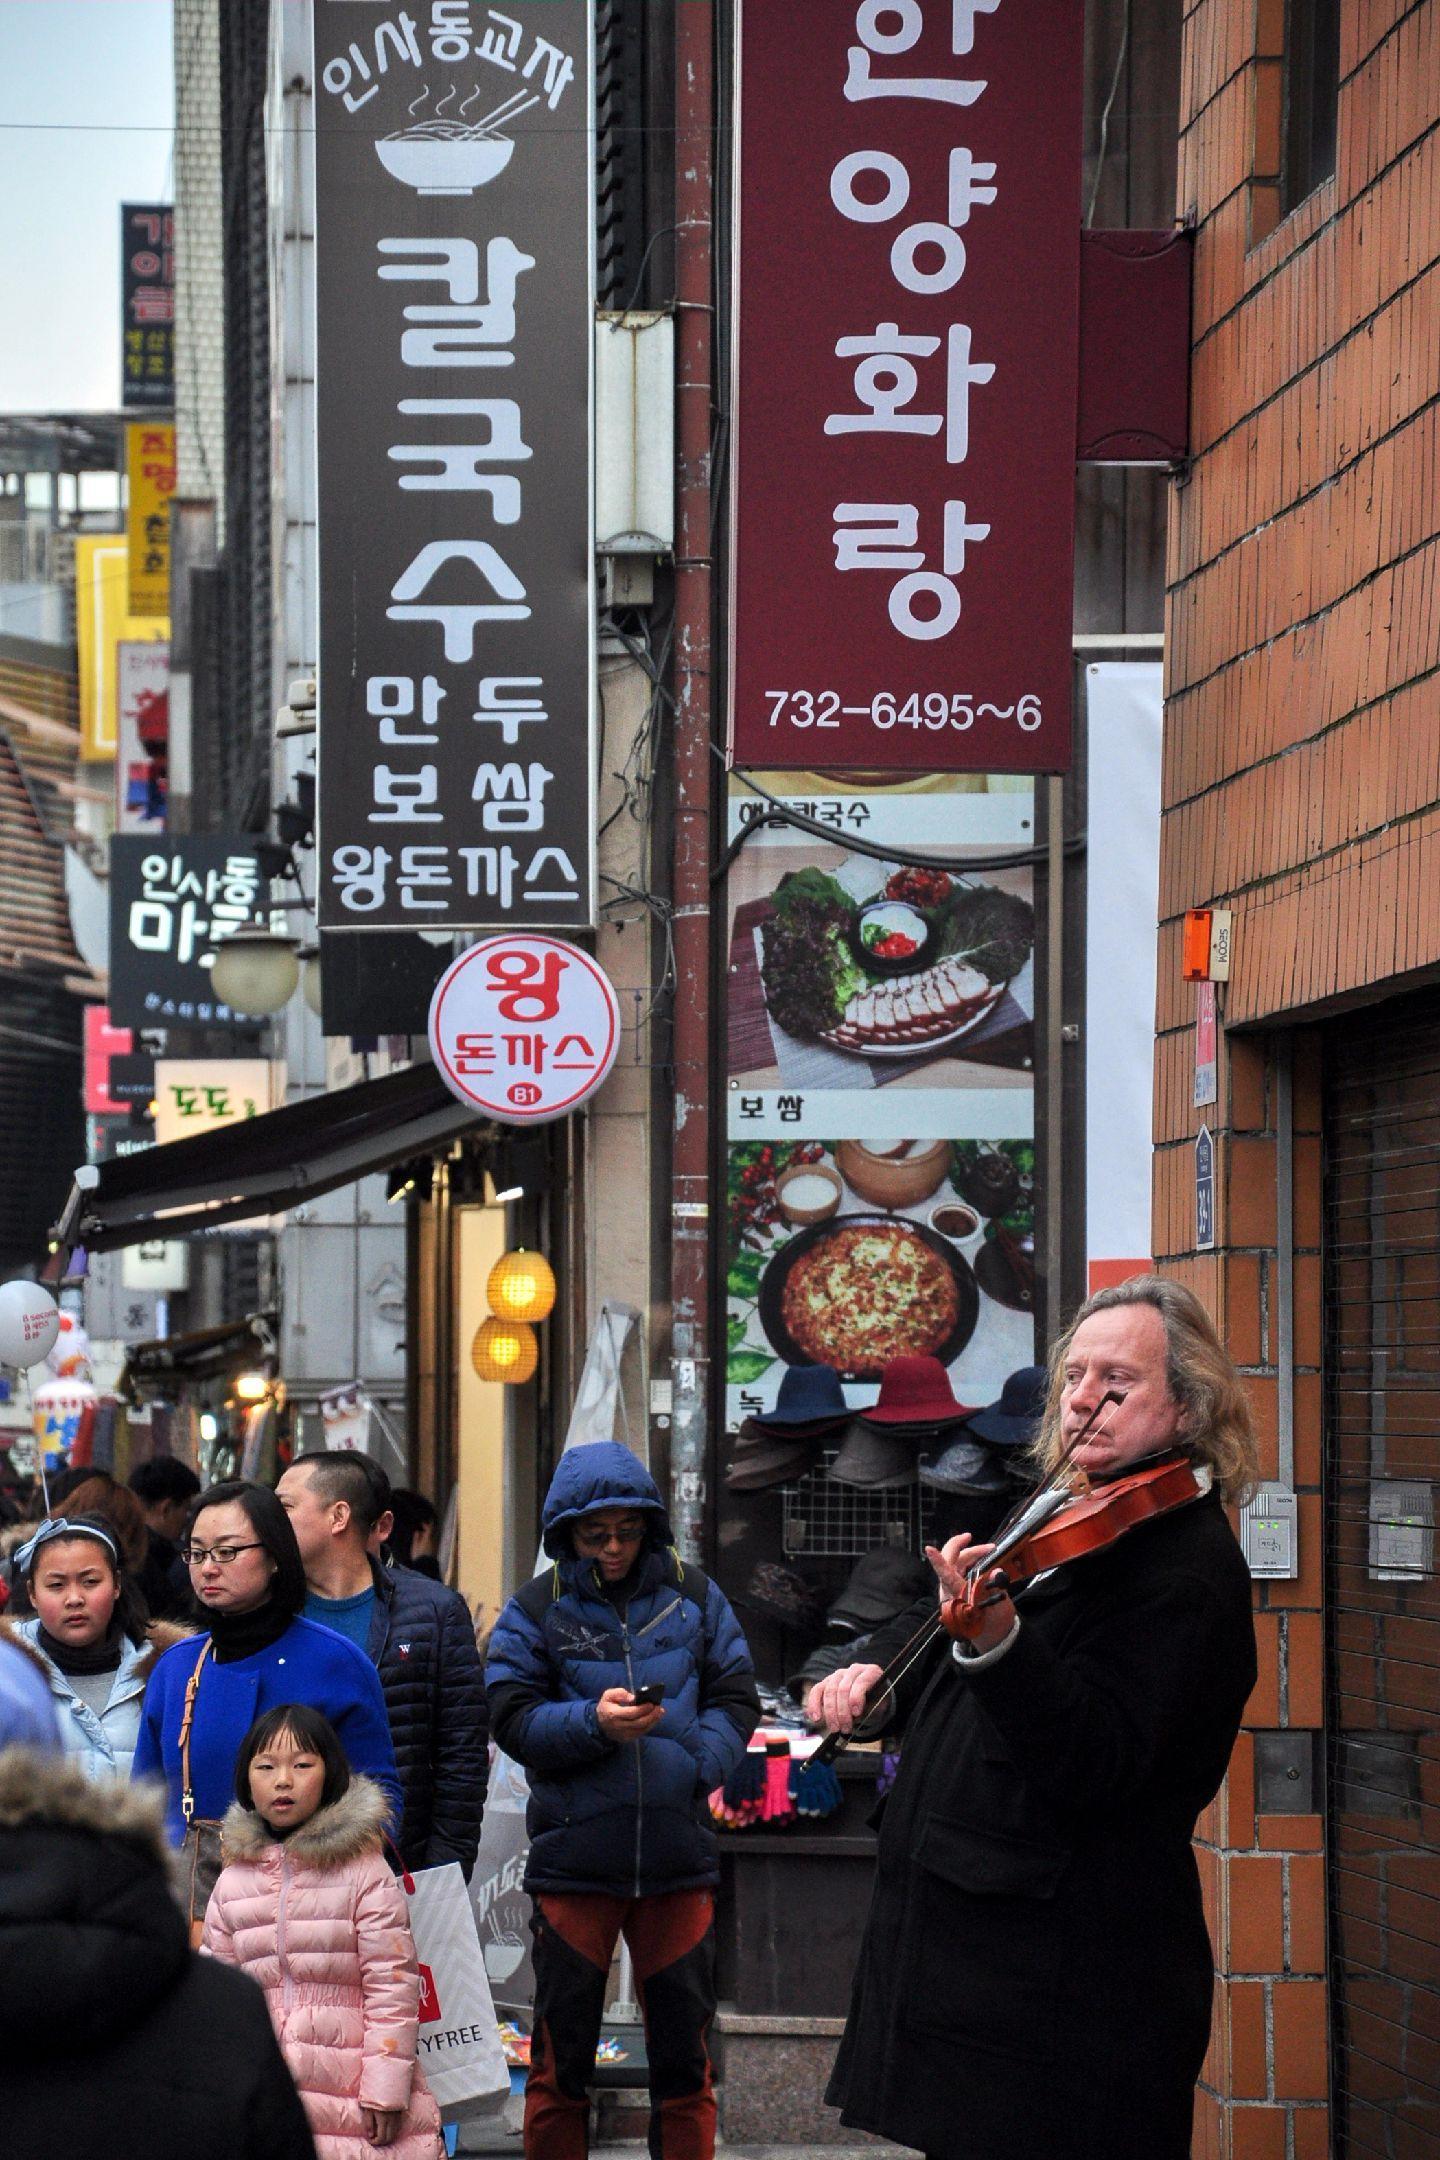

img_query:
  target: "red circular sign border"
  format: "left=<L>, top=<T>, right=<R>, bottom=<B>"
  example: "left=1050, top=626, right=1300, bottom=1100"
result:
left=429, top=935, right=621, bottom=1123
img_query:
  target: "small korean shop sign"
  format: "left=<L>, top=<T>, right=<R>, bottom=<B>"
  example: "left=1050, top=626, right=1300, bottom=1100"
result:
left=429, top=936, right=619, bottom=1123
left=312, top=0, right=595, bottom=931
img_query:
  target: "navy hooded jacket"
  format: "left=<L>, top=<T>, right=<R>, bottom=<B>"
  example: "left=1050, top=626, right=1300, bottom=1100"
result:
left=484, top=1442, right=760, bottom=1897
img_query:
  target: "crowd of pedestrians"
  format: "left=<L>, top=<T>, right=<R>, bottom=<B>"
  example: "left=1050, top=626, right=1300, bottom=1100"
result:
left=0, top=1438, right=759, bottom=2160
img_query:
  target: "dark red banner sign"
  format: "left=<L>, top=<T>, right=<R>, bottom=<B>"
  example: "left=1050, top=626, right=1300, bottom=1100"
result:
left=729, top=0, right=1083, bottom=773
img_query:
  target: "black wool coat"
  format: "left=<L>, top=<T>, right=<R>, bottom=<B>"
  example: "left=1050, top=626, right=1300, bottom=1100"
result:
left=826, top=1488, right=1257, bottom=2160
left=364, top=1558, right=489, bottom=1874
left=0, top=1747, right=315, bottom=2158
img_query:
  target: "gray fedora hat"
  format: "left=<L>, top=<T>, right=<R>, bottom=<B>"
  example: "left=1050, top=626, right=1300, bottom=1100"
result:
left=828, top=1419, right=919, bottom=1489
left=918, top=1432, right=1013, bottom=1495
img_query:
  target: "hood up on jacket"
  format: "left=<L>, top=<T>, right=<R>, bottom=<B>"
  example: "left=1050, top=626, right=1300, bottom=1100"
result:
left=219, top=1773, right=391, bottom=1869
left=540, top=1440, right=671, bottom=1559
left=0, top=1744, right=189, bottom=2058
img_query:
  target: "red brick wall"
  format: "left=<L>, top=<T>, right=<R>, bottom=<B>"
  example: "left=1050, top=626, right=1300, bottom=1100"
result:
left=1161, top=4, right=1440, bottom=2151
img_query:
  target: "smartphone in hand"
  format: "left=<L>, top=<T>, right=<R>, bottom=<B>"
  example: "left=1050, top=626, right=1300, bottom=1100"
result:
left=630, top=1684, right=664, bottom=1707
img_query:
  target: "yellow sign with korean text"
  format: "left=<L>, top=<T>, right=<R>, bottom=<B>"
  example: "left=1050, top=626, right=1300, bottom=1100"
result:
left=74, top=535, right=168, bottom=760
left=153, top=1059, right=282, bottom=1146
left=126, top=421, right=176, bottom=618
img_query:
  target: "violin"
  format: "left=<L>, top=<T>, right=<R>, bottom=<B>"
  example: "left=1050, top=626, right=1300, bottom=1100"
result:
left=810, top=1390, right=1206, bottom=1764
left=938, top=1450, right=1205, bottom=1641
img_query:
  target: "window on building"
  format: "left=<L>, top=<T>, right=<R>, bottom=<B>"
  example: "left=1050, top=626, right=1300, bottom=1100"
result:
left=1281, top=0, right=1340, bottom=214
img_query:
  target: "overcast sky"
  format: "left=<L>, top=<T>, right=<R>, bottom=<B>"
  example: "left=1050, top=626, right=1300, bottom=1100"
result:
left=0, top=0, right=173, bottom=413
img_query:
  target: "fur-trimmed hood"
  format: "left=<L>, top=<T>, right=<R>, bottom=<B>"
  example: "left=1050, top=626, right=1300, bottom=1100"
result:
left=220, top=1773, right=391, bottom=1870
left=0, top=1744, right=190, bottom=2057
left=0, top=1742, right=173, bottom=1867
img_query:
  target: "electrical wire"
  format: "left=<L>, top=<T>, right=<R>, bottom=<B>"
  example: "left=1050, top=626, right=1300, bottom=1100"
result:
left=712, top=757, right=1086, bottom=883
left=1085, top=0, right=1131, bottom=227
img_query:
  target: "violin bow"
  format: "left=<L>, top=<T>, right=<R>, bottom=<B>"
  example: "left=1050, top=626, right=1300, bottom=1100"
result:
left=810, top=1389, right=1128, bottom=1764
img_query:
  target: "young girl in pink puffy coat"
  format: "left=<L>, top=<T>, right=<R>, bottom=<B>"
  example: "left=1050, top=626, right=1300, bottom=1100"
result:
left=203, top=1704, right=443, bottom=2157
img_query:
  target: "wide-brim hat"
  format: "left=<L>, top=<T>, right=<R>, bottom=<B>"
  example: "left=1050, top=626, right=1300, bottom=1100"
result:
left=965, top=1364, right=1049, bottom=1448
left=726, top=1435, right=818, bottom=1492
left=748, top=1361, right=851, bottom=1433
left=860, top=1355, right=976, bottom=1428
left=829, top=1420, right=919, bottom=1489
left=738, top=1561, right=828, bottom=1634
left=827, top=1546, right=933, bottom=1634
left=918, top=1433, right=1013, bottom=1495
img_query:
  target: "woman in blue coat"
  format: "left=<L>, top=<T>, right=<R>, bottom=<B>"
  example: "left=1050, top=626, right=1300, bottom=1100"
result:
left=486, top=1441, right=760, bottom=2160
left=133, top=1480, right=400, bottom=1847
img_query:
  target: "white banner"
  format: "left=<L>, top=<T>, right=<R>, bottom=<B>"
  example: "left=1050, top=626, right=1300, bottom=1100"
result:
left=1084, top=662, right=1163, bottom=1290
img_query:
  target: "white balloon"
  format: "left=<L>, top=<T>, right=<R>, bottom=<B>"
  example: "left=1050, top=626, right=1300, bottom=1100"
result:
left=0, top=1280, right=61, bottom=1369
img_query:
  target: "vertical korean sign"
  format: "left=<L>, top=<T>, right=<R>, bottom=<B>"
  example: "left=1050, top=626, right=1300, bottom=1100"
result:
left=120, top=204, right=174, bottom=410
left=312, top=2, right=595, bottom=931
left=126, top=421, right=175, bottom=618
left=729, top=0, right=1083, bottom=773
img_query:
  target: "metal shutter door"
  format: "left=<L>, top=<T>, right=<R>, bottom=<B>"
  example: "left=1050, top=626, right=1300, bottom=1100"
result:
left=1325, top=995, right=1440, bottom=2159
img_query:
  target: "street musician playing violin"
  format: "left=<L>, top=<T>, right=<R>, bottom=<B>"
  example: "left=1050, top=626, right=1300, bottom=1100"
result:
left=810, top=1277, right=1258, bottom=2160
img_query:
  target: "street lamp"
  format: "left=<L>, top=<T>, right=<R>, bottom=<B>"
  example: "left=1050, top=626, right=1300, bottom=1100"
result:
left=210, top=924, right=302, bottom=1016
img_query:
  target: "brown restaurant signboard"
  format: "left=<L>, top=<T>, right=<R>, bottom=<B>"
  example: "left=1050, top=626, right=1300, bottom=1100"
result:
left=728, top=0, right=1084, bottom=774
left=311, top=1, right=595, bottom=931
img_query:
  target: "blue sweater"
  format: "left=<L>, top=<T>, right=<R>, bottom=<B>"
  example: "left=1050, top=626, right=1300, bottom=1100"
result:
left=485, top=1442, right=759, bottom=1896
left=132, top=1616, right=401, bottom=1842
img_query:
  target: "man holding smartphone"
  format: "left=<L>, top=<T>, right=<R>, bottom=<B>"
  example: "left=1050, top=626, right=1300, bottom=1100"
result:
left=486, top=1441, right=760, bottom=2160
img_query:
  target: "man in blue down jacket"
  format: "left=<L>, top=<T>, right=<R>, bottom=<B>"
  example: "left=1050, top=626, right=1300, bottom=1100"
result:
left=486, top=1441, right=760, bottom=2160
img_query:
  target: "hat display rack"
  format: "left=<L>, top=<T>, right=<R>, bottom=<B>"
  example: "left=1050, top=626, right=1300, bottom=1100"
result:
left=779, top=1452, right=934, bottom=1559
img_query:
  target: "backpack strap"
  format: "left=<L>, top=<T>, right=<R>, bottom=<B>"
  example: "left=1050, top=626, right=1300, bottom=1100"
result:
left=511, top=1556, right=710, bottom=1621
left=674, top=1558, right=710, bottom=1612
left=512, top=1563, right=563, bottom=1624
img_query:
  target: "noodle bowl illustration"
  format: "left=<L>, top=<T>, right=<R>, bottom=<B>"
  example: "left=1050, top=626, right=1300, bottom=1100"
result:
left=375, top=83, right=538, bottom=194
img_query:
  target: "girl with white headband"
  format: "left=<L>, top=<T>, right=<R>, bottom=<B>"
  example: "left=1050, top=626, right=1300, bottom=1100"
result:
left=4, top=1515, right=190, bottom=1783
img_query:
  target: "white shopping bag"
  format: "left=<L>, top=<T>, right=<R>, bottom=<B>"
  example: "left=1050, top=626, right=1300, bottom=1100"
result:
left=405, top=1861, right=511, bottom=2121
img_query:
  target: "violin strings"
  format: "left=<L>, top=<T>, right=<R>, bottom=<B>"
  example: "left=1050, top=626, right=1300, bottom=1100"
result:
left=843, top=1396, right=1132, bottom=1727
left=981, top=1388, right=1129, bottom=1555
left=822, top=1391, right=1130, bottom=1750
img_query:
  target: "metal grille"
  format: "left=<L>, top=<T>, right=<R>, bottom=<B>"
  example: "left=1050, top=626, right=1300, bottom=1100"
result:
left=1323, top=989, right=1440, bottom=2160
left=595, top=0, right=650, bottom=307
left=780, top=1454, right=935, bottom=1559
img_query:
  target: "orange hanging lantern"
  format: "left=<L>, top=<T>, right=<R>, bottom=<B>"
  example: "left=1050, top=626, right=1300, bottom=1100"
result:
left=470, top=1317, right=539, bottom=1385
left=487, top=1248, right=557, bottom=1324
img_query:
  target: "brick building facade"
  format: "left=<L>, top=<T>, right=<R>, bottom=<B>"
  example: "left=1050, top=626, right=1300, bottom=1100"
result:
left=1160, top=5, right=1440, bottom=2155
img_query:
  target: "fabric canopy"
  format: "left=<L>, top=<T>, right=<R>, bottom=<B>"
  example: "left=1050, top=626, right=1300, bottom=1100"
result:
left=55, top=1062, right=482, bottom=1253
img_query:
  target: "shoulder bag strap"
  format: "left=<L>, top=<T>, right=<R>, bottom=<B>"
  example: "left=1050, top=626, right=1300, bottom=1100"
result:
left=177, top=1637, right=213, bottom=1826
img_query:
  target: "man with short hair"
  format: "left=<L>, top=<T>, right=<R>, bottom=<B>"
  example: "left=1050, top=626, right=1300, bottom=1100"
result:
left=275, top=1451, right=487, bottom=1874
left=127, top=1458, right=201, bottom=1619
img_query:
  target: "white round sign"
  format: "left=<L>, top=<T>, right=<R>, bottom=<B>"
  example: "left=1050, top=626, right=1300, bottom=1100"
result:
left=0, top=1280, right=61, bottom=1369
left=428, top=936, right=622, bottom=1124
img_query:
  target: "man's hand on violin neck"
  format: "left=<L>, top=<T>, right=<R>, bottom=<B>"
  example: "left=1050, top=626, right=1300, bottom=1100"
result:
left=926, top=1533, right=1017, bottom=1656
left=807, top=1662, right=885, bottom=1736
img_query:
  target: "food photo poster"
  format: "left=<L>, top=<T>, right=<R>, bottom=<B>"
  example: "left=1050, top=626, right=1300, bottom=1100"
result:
left=722, top=772, right=1037, bottom=1436
left=725, top=773, right=1035, bottom=1137
left=724, top=1136, right=1038, bottom=1431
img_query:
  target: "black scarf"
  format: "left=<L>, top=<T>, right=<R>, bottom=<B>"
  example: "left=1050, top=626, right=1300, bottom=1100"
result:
left=37, top=1619, right=127, bottom=1677
left=205, top=1597, right=293, bottom=1665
